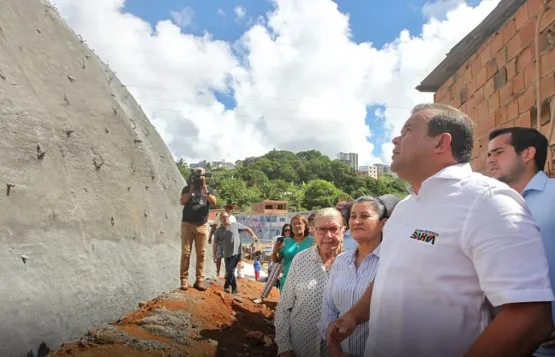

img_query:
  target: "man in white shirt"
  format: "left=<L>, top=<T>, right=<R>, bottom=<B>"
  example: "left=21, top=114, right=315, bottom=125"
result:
left=325, top=103, right=554, bottom=357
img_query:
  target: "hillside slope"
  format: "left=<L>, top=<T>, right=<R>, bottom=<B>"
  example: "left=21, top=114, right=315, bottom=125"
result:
left=0, top=0, right=215, bottom=355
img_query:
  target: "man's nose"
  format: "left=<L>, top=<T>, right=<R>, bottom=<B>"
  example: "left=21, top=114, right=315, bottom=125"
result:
left=392, top=136, right=400, bottom=145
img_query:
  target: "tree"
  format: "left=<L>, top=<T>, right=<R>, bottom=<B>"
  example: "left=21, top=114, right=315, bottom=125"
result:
left=302, top=179, right=346, bottom=210
left=176, top=159, right=190, bottom=181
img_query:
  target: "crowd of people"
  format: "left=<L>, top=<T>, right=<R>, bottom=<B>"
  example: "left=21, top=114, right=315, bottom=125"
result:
left=178, top=103, right=555, bottom=357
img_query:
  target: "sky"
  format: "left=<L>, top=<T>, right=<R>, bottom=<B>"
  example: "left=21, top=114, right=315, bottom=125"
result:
left=50, top=0, right=499, bottom=166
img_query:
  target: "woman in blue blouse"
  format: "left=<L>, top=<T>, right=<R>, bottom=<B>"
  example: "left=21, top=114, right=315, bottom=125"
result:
left=271, top=214, right=313, bottom=291
left=320, top=194, right=400, bottom=357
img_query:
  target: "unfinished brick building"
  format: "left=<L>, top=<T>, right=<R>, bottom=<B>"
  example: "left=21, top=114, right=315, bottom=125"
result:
left=417, top=0, right=555, bottom=176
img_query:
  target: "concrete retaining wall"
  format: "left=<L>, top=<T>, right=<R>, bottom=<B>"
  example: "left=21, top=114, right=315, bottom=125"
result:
left=0, top=0, right=215, bottom=355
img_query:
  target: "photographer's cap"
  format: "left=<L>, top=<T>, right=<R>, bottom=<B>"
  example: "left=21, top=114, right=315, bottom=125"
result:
left=193, top=167, right=206, bottom=175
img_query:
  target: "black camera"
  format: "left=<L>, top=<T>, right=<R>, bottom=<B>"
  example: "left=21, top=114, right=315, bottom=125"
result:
left=190, top=168, right=211, bottom=187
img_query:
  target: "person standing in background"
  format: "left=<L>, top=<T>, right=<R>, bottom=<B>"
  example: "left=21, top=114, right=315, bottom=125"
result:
left=254, top=255, right=262, bottom=281
left=487, top=127, right=555, bottom=356
left=179, top=168, right=217, bottom=291
left=210, top=201, right=236, bottom=279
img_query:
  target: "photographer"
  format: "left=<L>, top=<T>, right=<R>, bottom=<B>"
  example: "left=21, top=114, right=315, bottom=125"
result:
left=179, top=168, right=217, bottom=291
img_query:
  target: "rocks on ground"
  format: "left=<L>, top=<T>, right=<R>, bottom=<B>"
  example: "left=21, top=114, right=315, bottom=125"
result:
left=51, top=278, right=280, bottom=357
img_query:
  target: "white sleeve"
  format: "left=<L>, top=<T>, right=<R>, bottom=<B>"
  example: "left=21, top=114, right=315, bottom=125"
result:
left=461, top=185, right=554, bottom=307
left=274, top=257, right=299, bottom=354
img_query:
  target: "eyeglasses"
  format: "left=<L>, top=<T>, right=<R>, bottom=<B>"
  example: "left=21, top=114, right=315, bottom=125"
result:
left=283, top=229, right=291, bottom=232
left=315, top=226, right=342, bottom=235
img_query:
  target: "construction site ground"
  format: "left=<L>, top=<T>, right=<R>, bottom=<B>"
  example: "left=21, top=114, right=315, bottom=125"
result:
left=51, top=278, right=279, bottom=357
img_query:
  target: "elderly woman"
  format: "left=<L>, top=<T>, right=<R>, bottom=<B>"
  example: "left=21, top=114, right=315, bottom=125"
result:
left=271, top=214, right=313, bottom=291
left=275, top=208, right=345, bottom=357
left=320, top=194, right=400, bottom=357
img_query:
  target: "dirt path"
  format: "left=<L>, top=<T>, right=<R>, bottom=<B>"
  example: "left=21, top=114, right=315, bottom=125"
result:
left=51, top=279, right=279, bottom=357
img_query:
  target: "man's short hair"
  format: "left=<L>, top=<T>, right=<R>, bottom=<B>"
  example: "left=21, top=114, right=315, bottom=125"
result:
left=489, top=127, right=548, bottom=172
left=412, top=103, right=474, bottom=164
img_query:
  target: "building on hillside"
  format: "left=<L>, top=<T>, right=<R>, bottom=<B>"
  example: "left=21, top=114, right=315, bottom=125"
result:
left=357, top=164, right=397, bottom=179
left=358, top=165, right=379, bottom=179
left=417, top=0, right=555, bottom=176
left=211, top=160, right=236, bottom=169
left=190, top=159, right=236, bottom=170
left=337, top=152, right=359, bottom=170
left=251, top=200, right=288, bottom=214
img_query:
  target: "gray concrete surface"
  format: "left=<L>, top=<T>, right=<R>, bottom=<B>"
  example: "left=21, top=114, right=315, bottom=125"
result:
left=0, top=0, right=216, bottom=355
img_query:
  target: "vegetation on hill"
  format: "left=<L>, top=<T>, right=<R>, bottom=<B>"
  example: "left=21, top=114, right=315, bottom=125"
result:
left=176, top=150, right=408, bottom=211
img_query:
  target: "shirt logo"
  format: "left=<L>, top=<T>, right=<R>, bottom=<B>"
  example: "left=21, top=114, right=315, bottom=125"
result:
left=409, top=229, right=438, bottom=246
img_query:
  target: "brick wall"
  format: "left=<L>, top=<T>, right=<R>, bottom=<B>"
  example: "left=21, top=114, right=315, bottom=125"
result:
left=433, top=0, right=555, bottom=174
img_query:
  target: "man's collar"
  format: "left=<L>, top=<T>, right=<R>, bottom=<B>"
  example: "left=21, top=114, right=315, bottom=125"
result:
left=523, top=171, right=549, bottom=195
left=407, top=163, right=472, bottom=194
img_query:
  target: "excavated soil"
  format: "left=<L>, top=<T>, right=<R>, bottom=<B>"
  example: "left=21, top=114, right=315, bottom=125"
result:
left=51, top=279, right=280, bottom=357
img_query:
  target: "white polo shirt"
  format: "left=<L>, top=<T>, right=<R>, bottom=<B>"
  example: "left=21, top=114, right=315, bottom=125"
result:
left=364, top=163, right=554, bottom=357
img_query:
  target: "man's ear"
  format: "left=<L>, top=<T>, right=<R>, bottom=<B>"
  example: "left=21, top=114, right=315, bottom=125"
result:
left=521, top=146, right=537, bottom=166
left=380, top=218, right=388, bottom=232
left=432, top=133, right=453, bottom=155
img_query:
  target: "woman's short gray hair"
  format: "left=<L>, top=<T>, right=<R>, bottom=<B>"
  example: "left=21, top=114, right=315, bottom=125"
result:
left=313, top=207, right=344, bottom=226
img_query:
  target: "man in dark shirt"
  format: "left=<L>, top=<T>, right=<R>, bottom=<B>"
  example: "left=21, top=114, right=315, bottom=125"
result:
left=180, top=168, right=217, bottom=291
left=214, top=211, right=258, bottom=294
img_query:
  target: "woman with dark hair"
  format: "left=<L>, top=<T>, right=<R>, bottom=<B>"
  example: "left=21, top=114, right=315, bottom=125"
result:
left=321, top=194, right=400, bottom=357
left=272, top=214, right=313, bottom=291
left=252, top=223, right=292, bottom=304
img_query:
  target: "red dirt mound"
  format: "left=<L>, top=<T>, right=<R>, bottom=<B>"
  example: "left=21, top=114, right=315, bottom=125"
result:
left=52, top=278, right=279, bottom=357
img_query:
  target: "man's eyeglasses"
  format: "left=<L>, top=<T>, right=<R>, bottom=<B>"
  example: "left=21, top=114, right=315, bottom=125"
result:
left=315, top=226, right=342, bottom=235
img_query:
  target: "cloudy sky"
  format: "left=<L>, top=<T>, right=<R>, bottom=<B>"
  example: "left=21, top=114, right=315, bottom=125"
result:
left=50, top=0, right=500, bottom=166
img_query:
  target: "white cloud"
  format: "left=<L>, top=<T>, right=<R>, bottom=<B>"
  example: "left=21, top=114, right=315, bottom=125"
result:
left=50, top=0, right=500, bottom=167
left=217, top=8, right=226, bottom=17
left=170, top=7, right=194, bottom=28
left=422, top=0, right=465, bottom=20
left=234, top=6, right=246, bottom=20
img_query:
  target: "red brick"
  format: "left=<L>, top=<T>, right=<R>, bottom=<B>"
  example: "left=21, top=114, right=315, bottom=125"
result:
left=517, top=46, right=534, bottom=72
left=524, top=62, right=537, bottom=87
left=513, top=72, right=526, bottom=93
left=501, top=20, right=517, bottom=43
left=539, top=8, right=555, bottom=32
left=507, top=35, right=523, bottom=59
left=474, top=86, right=485, bottom=105
left=528, top=0, right=544, bottom=17
left=486, top=58, right=499, bottom=78
left=540, top=73, right=555, bottom=101
left=496, top=49, right=507, bottom=67
left=515, top=111, right=532, bottom=127
left=471, top=58, right=482, bottom=77
left=476, top=66, right=487, bottom=88
left=541, top=49, right=555, bottom=76
left=518, top=86, right=536, bottom=112
left=468, top=77, right=478, bottom=95
left=507, top=100, right=520, bottom=119
left=491, top=33, right=503, bottom=55
left=484, top=78, right=495, bottom=97
left=500, top=119, right=516, bottom=128
left=515, top=4, right=529, bottom=30
left=500, top=81, right=514, bottom=104
left=488, top=92, right=501, bottom=113
left=477, top=100, right=489, bottom=120
left=520, top=17, right=537, bottom=46
left=476, top=113, right=496, bottom=137
left=507, top=59, right=517, bottom=80
left=480, top=44, right=492, bottom=67
left=494, top=106, right=508, bottom=126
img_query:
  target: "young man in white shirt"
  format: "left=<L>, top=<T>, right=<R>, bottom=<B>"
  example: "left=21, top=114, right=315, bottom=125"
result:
left=325, top=103, right=554, bottom=357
